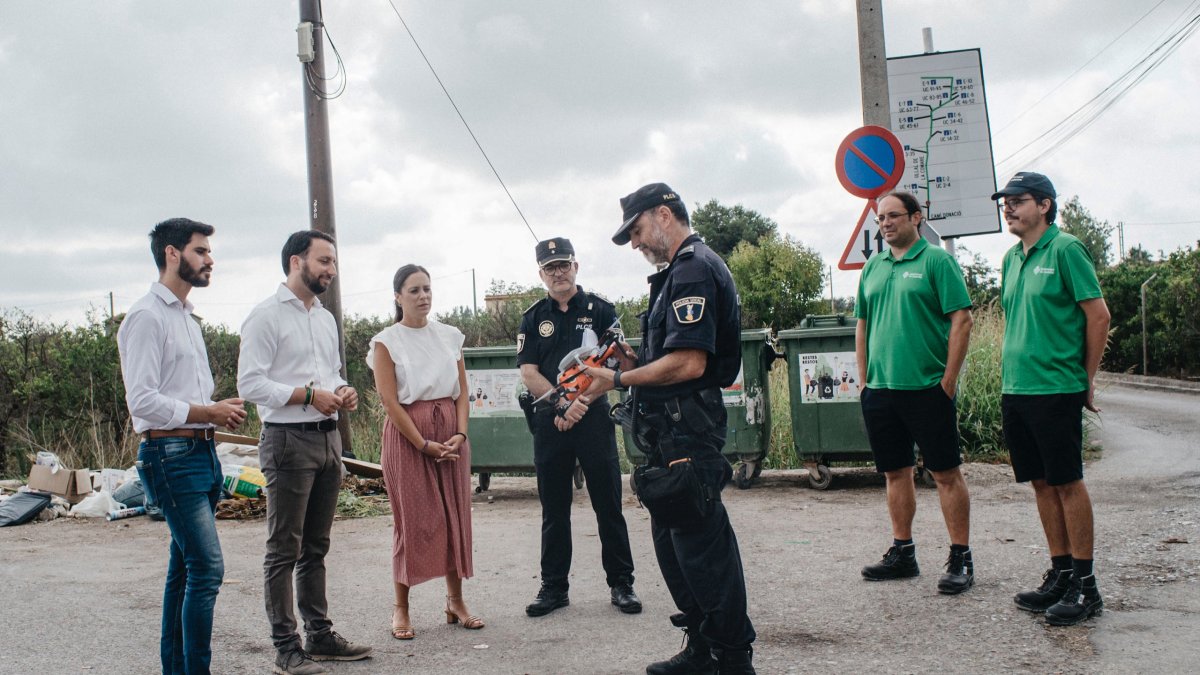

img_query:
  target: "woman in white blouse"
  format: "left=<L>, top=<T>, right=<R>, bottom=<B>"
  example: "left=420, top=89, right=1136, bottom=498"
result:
left=368, top=264, right=482, bottom=640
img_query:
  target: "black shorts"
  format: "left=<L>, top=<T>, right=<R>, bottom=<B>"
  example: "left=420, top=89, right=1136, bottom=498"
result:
left=860, top=385, right=962, bottom=473
left=1001, top=392, right=1086, bottom=486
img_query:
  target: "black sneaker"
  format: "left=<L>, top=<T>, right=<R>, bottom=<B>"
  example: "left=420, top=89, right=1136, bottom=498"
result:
left=525, top=585, right=570, bottom=617
left=1046, top=574, right=1103, bottom=626
left=862, top=545, right=920, bottom=580
left=611, top=582, right=643, bottom=614
left=1014, top=568, right=1073, bottom=613
left=274, top=649, right=326, bottom=675
left=646, top=626, right=715, bottom=675
left=303, top=630, right=372, bottom=662
left=937, top=549, right=974, bottom=594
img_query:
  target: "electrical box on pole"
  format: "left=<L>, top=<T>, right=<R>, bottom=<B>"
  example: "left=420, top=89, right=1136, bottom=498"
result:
left=297, top=22, right=315, bottom=63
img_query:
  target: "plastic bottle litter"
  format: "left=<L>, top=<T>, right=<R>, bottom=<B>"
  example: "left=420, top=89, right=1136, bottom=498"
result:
left=106, top=505, right=147, bottom=521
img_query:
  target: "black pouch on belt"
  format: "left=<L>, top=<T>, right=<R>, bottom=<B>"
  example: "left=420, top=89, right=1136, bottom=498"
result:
left=633, top=458, right=713, bottom=530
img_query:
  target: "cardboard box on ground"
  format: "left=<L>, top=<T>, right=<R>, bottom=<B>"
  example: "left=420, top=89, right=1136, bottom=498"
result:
left=26, top=465, right=93, bottom=504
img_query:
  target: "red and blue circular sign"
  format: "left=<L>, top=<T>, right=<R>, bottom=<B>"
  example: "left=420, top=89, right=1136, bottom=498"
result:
left=835, top=125, right=905, bottom=199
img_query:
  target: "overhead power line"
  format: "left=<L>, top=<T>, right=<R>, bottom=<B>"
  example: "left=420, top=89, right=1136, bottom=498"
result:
left=382, top=0, right=538, bottom=242
left=998, top=6, right=1200, bottom=172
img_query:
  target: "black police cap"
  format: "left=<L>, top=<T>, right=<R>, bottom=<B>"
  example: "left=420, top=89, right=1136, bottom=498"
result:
left=613, top=182, right=682, bottom=245
left=535, top=237, right=575, bottom=267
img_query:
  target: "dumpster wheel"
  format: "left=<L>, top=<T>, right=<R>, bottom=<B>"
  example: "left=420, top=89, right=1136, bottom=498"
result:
left=733, top=461, right=757, bottom=490
left=807, top=464, right=833, bottom=490
left=475, top=472, right=491, bottom=494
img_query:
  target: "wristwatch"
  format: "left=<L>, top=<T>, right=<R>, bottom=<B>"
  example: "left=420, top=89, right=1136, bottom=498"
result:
left=613, top=369, right=627, bottom=391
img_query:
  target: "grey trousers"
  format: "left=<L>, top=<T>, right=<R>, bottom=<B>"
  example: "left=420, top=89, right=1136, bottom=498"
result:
left=259, top=426, right=343, bottom=652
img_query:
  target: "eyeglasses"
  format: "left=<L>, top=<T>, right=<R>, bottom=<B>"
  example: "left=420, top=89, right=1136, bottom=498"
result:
left=998, top=196, right=1034, bottom=211
left=541, top=261, right=573, bottom=276
left=874, top=211, right=914, bottom=225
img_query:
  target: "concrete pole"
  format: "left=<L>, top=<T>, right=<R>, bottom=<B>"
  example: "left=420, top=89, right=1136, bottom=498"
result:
left=1141, top=273, right=1158, bottom=375
left=856, top=0, right=890, bottom=128
left=299, top=0, right=353, bottom=456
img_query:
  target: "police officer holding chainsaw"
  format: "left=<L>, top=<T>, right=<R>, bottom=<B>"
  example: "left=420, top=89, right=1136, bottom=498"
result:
left=516, top=237, right=641, bottom=618
left=584, top=184, right=756, bottom=675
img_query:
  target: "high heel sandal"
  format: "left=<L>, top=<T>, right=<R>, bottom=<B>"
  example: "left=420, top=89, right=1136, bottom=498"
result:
left=392, top=603, right=415, bottom=640
left=444, top=595, right=485, bottom=630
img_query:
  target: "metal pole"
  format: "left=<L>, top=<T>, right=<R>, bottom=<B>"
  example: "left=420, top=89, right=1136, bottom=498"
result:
left=920, top=26, right=956, bottom=257
left=1141, top=273, right=1158, bottom=375
left=471, top=268, right=477, bottom=316
left=1118, top=221, right=1125, bottom=262
left=829, top=265, right=835, bottom=314
left=299, top=0, right=352, bottom=456
left=856, top=0, right=890, bottom=128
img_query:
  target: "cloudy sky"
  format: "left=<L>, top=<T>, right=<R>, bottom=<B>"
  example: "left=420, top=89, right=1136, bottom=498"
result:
left=3, top=1, right=1198, bottom=329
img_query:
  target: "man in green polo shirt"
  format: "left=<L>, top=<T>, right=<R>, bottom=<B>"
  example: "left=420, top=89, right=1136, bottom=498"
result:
left=995, top=171, right=1111, bottom=627
left=854, top=190, right=975, bottom=594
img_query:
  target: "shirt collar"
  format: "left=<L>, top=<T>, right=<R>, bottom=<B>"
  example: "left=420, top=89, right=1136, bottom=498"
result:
left=275, top=283, right=322, bottom=310
left=150, top=282, right=193, bottom=314
left=1030, top=224, right=1061, bottom=251
left=671, top=234, right=703, bottom=264
left=883, top=236, right=928, bottom=262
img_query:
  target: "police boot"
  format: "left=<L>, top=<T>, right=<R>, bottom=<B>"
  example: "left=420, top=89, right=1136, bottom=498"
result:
left=1045, top=574, right=1103, bottom=626
left=712, top=646, right=755, bottom=675
left=646, top=614, right=715, bottom=675
left=1014, top=568, right=1073, bottom=613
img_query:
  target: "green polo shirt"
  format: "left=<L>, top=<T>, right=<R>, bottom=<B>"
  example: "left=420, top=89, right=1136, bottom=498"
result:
left=1000, top=225, right=1104, bottom=394
left=855, top=237, right=972, bottom=390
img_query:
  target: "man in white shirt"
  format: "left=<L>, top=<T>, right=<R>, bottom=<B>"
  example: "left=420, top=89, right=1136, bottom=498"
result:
left=118, top=217, right=247, bottom=675
left=238, top=230, right=370, bottom=674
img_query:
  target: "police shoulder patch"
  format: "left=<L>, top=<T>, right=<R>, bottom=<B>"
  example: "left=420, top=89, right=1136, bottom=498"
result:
left=516, top=333, right=525, bottom=353
left=671, top=296, right=705, bottom=324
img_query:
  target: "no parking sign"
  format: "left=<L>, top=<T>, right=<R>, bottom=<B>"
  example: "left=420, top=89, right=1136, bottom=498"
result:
left=834, top=126, right=905, bottom=270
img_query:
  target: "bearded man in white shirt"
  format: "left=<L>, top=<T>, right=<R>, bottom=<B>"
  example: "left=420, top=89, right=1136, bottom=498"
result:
left=237, top=230, right=371, bottom=674
left=118, top=217, right=247, bottom=675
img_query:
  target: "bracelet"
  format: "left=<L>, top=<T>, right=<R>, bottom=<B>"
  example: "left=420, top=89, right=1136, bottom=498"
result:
left=613, top=370, right=625, bottom=390
left=453, top=432, right=467, bottom=441
left=421, top=439, right=429, bottom=452
left=304, top=386, right=314, bottom=406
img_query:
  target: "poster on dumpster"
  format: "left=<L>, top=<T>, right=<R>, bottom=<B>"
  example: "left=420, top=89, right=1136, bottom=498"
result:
left=722, top=366, right=745, bottom=407
left=466, top=370, right=525, bottom=416
left=796, top=351, right=861, bottom=403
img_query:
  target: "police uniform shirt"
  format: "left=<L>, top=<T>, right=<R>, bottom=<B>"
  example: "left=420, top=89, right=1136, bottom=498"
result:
left=639, top=234, right=741, bottom=403
left=517, top=286, right=618, bottom=408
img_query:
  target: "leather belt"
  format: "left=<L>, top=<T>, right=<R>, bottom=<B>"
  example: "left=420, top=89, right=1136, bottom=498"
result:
left=142, top=428, right=215, bottom=441
left=264, top=419, right=337, bottom=432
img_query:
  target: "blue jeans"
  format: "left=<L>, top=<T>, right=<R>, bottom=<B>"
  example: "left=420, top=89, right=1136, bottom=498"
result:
left=137, top=437, right=225, bottom=675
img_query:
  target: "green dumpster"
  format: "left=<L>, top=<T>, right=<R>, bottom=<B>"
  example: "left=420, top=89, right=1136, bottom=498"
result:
left=619, top=329, right=777, bottom=489
left=461, top=345, right=531, bottom=493
left=462, top=345, right=586, bottom=493
left=777, top=315, right=871, bottom=489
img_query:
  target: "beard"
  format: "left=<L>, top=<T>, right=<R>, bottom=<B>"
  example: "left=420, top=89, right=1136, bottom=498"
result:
left=179, top=255, right=211, bottom=287
left=639, top=226, right=672, bottom=266
left=301, top=261, right=332, bottom=295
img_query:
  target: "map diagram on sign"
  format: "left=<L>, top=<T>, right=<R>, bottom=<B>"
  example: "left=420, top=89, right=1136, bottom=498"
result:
left=887, top=49, right=1000, bottom=239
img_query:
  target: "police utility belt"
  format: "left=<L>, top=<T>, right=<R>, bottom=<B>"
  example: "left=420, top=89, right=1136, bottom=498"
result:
left=615, top=387, right=723, bottom=530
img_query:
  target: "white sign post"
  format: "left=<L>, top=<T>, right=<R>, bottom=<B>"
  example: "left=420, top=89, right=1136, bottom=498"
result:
left=887, top=48, right=1000, bottom=239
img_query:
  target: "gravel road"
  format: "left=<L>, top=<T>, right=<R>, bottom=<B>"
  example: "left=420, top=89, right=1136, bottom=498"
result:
left=2, top=381, right=1196, bottom=674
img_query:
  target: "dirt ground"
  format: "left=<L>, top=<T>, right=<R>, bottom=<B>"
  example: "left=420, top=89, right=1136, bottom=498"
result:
left=2, top=382, right=1197, bottom=674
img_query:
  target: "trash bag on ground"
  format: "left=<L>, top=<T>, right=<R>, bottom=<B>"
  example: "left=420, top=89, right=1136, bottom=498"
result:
left=69, top=491, right=123, bottom=518
left=0, top=492, right=52, bottom=526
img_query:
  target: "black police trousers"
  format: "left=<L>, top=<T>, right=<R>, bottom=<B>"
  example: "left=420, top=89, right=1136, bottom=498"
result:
left=648, top=407, right=756, bottom=651
left=532, top=404, right=635, bottom=590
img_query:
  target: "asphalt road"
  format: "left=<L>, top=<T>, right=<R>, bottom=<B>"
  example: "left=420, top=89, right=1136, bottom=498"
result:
left=1, top=381, right=1197, bottom=674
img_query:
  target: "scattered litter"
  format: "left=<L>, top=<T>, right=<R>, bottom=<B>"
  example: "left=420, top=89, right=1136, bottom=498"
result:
left=1162, top=537, right=1189, bottom=544
left=223, top=465, right=266, bottom=499
left=473, top=644, right=489, bottom=650
left=70, top=491, right=123, bottom=518
left=106, top=505, right=146, bottom=521
left=216, top=498, right=267, bottom=520
left=0, top=492, right=51, bottom=527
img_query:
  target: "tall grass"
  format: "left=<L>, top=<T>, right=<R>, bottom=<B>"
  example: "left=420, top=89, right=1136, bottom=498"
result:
left=957, top=305, right=1007, bottom=461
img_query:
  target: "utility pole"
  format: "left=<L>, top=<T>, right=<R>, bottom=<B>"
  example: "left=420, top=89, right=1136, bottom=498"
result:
left=472, top=268, right=478, bottom=316
left=856, top=0, right=890, bottom=128
left=1141, top=273, right=1158, bottom=375
left=1118, top=221, right=1125, bottom=262
left=298, top=0, right=352, bottom=456
left=828, top=265, right=835, bottom=314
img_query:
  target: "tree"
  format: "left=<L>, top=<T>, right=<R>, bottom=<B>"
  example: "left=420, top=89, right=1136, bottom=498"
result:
left=1059, top=196, right=1113, bottom=270
left=956, top=246, right=1000, bottom=308
left=1125, top=244, right=1154, bottom=265
left=727, top=233, right=825, bottom=330
left=691, top=200, right=778, bottom=261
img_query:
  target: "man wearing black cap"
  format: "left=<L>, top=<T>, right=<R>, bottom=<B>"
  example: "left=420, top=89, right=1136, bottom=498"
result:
left=516, top=237, right=641, bottom=618
left=584, top=184, right=756, bottom=674
left=993, top=172, right=1111, bottom=626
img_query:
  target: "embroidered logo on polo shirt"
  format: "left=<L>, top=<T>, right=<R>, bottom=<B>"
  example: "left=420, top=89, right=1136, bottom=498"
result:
left=901, top=271, right=924, bottom=279
left=538, top=320, right=555, bottom=337
left=672, top=297, right=705, bottom=323
left=1033, top=266, right=1056, bottom=276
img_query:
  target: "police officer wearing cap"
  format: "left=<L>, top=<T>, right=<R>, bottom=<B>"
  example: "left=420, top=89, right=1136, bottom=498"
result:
left=517, top=237, right=641, bottom=618
left=584, top=184, right=756, bottom=675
